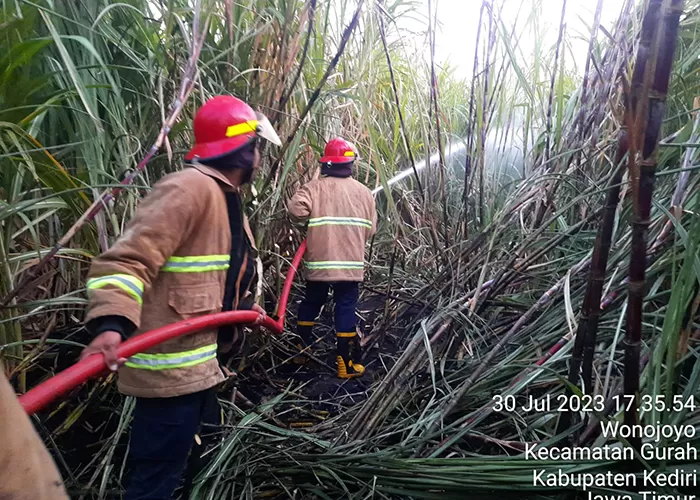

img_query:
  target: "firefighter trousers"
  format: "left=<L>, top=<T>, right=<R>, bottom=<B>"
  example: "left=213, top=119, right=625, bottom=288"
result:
left=297, top=281, right=359, bottom=340
left=124, top=388, right=219, bottom=500
left=296, top=280, right=364, bottom=369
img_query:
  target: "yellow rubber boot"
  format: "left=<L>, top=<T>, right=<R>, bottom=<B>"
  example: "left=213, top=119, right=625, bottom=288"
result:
left=337, top=356, right=365, bottom=378
left=337, top=333, right=364, bottom=379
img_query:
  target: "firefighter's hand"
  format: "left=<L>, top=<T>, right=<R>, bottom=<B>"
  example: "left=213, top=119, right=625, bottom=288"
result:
left=80, top=331, right=126, bottom=372
left=252, top=303, right=266, bottom=325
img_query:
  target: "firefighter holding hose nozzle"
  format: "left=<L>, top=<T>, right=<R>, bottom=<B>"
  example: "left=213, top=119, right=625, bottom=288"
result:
left=288, top=137, right=377, bottom=379
left=79, top=95, right=280, bottom=499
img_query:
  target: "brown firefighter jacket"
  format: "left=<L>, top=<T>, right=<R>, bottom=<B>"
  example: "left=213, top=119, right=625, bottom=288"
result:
left=85, top=163, right=257, bottom=398
left=0, top=365, right=69, bottom=500
left=288, top=176, right=376, bottom=282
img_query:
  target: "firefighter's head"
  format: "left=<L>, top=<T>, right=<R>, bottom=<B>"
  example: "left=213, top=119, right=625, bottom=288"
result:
left=319, top=137, right=357, bottom=178
left=185, top=95, right=281, bottom=184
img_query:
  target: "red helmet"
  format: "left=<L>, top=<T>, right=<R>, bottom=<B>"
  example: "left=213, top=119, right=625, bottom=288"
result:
left=185, top=95, right=281, bottom=162
left=319, top=137, right=356, bottom=164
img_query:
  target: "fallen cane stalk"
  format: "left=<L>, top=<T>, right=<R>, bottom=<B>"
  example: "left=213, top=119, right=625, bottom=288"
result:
left=351, top=320, right=453, bottom=442
left=427, top=191, right=687, bottom=456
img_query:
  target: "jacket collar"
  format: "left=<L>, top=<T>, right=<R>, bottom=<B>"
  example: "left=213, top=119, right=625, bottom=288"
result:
left=321, top=163, right=352, bottom=178
left=186, top=161, right=239, bottom=191
left=185, top=161, right=258, bottom=252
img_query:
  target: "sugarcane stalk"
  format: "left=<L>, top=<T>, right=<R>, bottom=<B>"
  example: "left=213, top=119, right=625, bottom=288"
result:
left=461, top=0, right=486, bottom=225
left=478, top=2, right=495, bottom=228
left=0, top=0, right=208, bottom=307
left=427, top=0, right=449, bottom=246
left=531, top=0, right=603, bottom=230
left=378, top=1, right=424, bottom=201
left=557, top=129, right=629, bottom=435
left=262, top=0, right=365, bottom=192
left=580, top=144, right=631, bottom=392
left=576, top=0, right=605, bottom=142
left=650, top=96, right=700, bottom=252
left=624, top=0, right=683, bottom=450
left=544, top=0, right=568, bottom=162
left=578, top=352, right=652, bottom=446
left=484, top=1, right=519, bottom=128
left=274, top=0, right=317, bottom=126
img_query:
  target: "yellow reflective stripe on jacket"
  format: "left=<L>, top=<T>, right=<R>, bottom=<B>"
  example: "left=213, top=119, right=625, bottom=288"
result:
left=306, top=261, right=364, bottom=270
left=307, top=216, right=372, bottom=229
left=161, top=254, right=230, bottom=273
left=86, top=274, right=144, bottom=306
left=125, top=344, right=217, bottom=371
left=226, top=120, right=257, bottom=138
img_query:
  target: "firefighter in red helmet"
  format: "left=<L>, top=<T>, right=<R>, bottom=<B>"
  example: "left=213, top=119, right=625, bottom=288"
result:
left=288, top=137, right=377, bottom=378
left=79, top=95, right=280, bottom=499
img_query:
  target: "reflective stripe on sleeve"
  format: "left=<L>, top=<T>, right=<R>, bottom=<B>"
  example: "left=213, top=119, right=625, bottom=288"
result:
left=307, top=217, right=372, bottom=229
left=125, top=344, right=218, bottom=371
left=86, top=274, right=144, bottom=305
left=306, top=261, right=364, bottom=270
left=161, top=255, right=230, bottom=273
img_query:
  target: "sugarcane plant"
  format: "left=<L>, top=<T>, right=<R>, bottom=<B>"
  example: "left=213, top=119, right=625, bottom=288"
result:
left=623, top=0, right=683, bottom=450
left=4, top=0, right=700, bottom=497
left=558, top=120, right=629, bottom=437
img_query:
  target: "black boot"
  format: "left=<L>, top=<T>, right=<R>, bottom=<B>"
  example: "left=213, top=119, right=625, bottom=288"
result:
left=294, top=321, right=314, bottom=364
left=336, top=332, right=364, bottom=378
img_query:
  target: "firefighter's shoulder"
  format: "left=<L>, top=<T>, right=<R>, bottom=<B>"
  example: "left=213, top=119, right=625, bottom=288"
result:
left=347, top=177, right=373, bottom=195
left=152, top=166, right=220, bottom=195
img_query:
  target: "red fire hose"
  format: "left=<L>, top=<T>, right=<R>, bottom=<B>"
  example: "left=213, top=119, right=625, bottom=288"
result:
left=19, top=241, right=307, bottom=416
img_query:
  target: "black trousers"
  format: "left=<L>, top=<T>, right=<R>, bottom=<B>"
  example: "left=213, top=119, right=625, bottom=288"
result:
left=124, top=388, right=219, bottom=500
left=297, top=281, right=360, bottom=336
